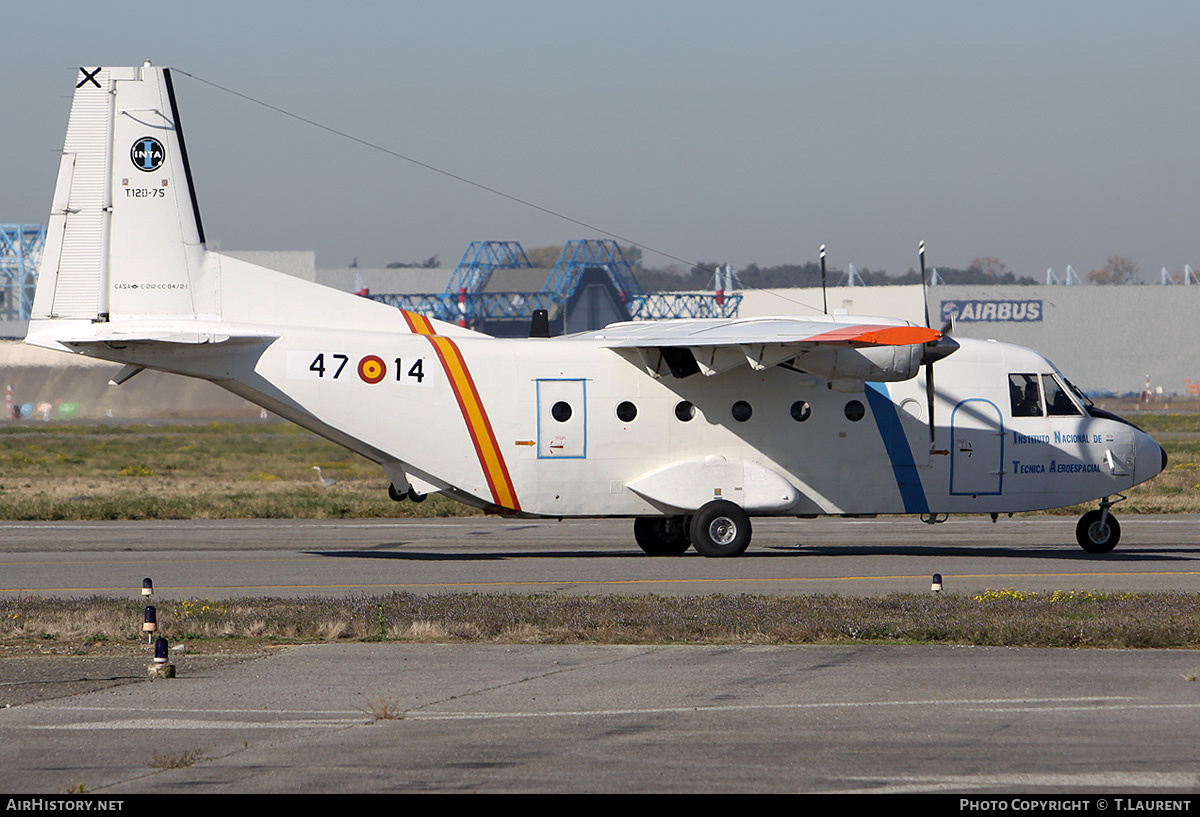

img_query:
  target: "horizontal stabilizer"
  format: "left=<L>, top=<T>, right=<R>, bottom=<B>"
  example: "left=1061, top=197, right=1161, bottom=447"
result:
left=61, top=329, right=279, bottom=347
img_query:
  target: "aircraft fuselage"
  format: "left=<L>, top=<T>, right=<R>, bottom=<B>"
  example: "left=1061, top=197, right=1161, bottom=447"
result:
left=76, top=318, right=1162, bottom=521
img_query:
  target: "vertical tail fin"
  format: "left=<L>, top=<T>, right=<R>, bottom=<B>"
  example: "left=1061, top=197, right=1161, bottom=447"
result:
left=32, top=64, right=214, bottom=324
left=28, top=63, right=472, bottom=353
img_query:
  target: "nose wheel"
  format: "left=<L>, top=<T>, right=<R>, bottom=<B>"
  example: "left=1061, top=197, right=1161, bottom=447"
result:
left=1076, top=497, right=1123, bottom=554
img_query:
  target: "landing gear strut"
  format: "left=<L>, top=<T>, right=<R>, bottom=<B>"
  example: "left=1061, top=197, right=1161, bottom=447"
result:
left=1076, top=495, right=1124, bottom=554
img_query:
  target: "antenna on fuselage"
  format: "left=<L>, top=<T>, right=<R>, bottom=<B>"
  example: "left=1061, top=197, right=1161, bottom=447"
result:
left=820, top=244, right=828, bottom=315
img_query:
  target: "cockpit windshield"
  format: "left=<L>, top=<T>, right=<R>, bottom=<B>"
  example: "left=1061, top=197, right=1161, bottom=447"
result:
left=1009, top=372, right=1082, bottom=417
left=1042, top=374, right=1081, bottom=416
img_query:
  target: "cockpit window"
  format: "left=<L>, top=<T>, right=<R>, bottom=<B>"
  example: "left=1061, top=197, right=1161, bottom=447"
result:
left=1063, top=377, right=1094, bottom=408
left=1042, top=374, right=1081, bottom=416
left=1009, top=374, right=1042, bottom=417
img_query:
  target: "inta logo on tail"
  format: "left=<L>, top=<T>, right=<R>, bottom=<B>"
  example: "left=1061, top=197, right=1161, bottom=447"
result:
left=130, top=137, right=165, bottom=172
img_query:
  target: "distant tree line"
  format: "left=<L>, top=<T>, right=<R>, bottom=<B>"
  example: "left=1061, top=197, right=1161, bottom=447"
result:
left=385, top=255, right=441, bottom=269
left=382, top=245, right=1149, bottom=287
left=638, top=253, right=1037, bottom=291
left=1086, top=255, right=1138, bottom=285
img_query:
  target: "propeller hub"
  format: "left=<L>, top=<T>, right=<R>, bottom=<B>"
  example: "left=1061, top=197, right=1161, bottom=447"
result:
left=922, top=335, right=960, bottom=366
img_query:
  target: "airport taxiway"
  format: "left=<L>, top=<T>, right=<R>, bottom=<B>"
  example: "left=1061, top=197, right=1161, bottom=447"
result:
left=2, top=515, right=1200, bottom=598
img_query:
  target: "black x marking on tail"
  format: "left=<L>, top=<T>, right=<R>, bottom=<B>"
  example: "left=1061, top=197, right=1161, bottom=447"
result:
left=77, top=67, right=102, bottom=89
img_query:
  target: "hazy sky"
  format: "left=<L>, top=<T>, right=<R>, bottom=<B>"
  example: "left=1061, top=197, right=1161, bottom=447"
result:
left=3, top=1, right=1198, bottom=281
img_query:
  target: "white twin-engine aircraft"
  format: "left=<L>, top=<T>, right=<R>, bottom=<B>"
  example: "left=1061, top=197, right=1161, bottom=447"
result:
left=26, top=65, right=1167, bottom=557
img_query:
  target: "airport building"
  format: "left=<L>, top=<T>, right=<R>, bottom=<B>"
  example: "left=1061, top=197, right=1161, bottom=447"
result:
left=738, top=284, right=1200, bottom=400
left=4, top=241, right=1198, bottom=422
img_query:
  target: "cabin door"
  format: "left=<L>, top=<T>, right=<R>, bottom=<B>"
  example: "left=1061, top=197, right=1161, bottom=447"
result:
left=949, top=398, right=1004, bottom=496
left=536, top=378, right=587, bottom=459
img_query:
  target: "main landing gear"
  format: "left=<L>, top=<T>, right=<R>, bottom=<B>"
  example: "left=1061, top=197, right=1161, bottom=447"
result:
left=388, top=483, right=426, bottom=503
left=634, top=501, right=754, bottom=558
left=633, top=517, right=691, bottom=556
left=1076, top=496, right=1124, bottom=554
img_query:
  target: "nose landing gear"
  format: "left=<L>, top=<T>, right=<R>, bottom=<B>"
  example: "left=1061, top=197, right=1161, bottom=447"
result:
left=1076, top=495, right=1124, bottom=554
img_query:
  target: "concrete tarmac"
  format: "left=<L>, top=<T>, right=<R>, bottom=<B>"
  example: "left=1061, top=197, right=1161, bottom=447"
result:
left=2, top=644, right=1199, bottom=794
left=2, top=515, right=1200, bottom=597
left=3, top=515, right=1200, bottom=794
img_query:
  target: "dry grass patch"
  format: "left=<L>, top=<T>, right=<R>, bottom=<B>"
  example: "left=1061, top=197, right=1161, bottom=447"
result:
left=358, top=696, right=406, bottom=721
left=0, top=422, right=481, bottom=520
left=147, top=748, right=208, bottom=769
left=5, top=591, right=1200, bottom=654
left=391, top=620, right=451, bottom=640
left=4, top=418, right=1199, bottom=519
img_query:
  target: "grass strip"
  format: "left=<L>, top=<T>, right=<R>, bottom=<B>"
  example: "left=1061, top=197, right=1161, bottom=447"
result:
left=3, top=418, right=1200, bottom=518
left=4, top=590, right=1200, bottom=655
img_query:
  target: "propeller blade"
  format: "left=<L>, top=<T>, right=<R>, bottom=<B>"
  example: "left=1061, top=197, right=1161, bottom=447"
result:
left=916, top=240, right=946, bottom=445
left=926, top=361, right=936, bottom=444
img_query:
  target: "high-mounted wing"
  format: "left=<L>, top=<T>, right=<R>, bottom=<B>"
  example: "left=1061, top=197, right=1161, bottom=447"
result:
left=574, top=315, right=944, bottom=386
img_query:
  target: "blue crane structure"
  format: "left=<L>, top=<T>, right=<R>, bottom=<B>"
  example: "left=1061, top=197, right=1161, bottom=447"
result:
left=368, top=239, right=742, bottom=333
left=0, top=225, right=46, bottom=322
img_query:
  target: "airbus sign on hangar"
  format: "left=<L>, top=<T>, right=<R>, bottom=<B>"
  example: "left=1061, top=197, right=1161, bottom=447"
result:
left=736, top=284, right=1200, bottom=398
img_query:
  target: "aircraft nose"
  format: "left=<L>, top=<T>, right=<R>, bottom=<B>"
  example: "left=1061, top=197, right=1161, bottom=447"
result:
left=1134, top=430, right=1168, bottom=485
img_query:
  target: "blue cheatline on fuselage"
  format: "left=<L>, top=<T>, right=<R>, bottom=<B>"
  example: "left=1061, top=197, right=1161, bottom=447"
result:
left=864, top=382, right=930, bottom=514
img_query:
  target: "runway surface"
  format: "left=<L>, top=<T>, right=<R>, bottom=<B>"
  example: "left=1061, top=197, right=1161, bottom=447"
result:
left=2, top=514, right=1200, bottom=598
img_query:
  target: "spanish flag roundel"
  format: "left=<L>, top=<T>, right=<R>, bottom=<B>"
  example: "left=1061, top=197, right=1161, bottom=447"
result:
left=357, top=355, right=387, bottom=384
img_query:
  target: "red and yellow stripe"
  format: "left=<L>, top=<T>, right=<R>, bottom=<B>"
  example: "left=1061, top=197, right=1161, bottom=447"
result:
left=402, top=311, right=520, bottom=511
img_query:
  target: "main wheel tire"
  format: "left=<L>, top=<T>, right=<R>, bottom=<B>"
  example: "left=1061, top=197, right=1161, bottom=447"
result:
left=1076, top=509, right=1121, bottom=554
left=633, top=517, right=691, bottom=556
left=388, top=483, right=407, bottom=502
left=689, top=500, right=752, bottom=557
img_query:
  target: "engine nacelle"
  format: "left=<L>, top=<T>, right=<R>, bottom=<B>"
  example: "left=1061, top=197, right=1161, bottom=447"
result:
left=791, top=344, right=924, bottom=391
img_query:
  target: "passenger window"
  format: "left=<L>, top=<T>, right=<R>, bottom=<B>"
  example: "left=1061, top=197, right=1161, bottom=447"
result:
left=1009, top=374, right=1043, bottom=417
left=1042, top=375, right=1080, bottom=416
